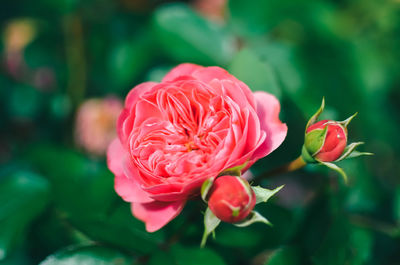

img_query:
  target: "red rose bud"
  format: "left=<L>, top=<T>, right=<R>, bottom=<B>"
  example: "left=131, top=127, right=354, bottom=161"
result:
left=305, top=120, right=347, bottom=162
left=301, top=98, right=372, bottom=183
left=208, top=175, right=256, bottom=223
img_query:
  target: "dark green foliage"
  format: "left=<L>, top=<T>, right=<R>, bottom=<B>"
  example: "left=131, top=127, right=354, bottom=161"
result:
left=1, top=0, right=399, bottom=264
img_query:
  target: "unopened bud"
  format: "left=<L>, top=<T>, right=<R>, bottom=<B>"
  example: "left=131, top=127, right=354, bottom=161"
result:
left=304, top=120, right=347, bottom=162
left=207, top=175, right=256, bottom=223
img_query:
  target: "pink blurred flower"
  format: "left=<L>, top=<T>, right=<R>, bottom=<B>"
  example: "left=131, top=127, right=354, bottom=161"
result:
left=193, top=0, right=227, bottom=22
left=75, top=97, right=123, bottom=156
left=107, top=63, right=287, bottom=232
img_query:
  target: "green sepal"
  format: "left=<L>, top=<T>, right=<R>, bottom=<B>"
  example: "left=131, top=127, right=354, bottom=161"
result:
left=252, top=185, right=284, bottom=205
left=201, top=207, right=221, bottom=248
left=233, top=211, right=272, bottom=227
left=219, top=162, right=248, bottom=177
left=334, top=142, right=363, bottom=162
left=301, top=145, right=317, bottom=163
left=345, top=150, right=374, bottom=159
left=334, top=142, right=373, bottom=162
left=339, top=112, right=358, bottom=128
left=305, top=97, right=325, bottom=131
left=201, top=178, right=214, bottom=202
left=319, top=161, right=348, bottom=184
left=304, top=126, right=328, bottom=156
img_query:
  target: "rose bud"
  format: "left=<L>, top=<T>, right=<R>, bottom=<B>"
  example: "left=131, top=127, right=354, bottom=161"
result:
left=300, top=98, right=372, bottom=183
left=304, top=120, right=347, bottom=162
left=207, top=175, right=256, bottom=223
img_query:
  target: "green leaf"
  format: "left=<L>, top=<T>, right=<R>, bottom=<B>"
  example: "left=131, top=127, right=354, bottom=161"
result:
left=394, top=188, right=400, bottom=223
left=148, top=251, right=176, bottom=265
left=39, top=245, right=133, bottom=265
left=171, top=245, right=226, bottom=265
left=252, top=185, right=284, bottom=205
left=109, top=34, right=155, bottom=89
left=265, top=246, right=301, bottom=265
left=26, top=144, right=116, bottom=218
left=201, top=208, right=221, bottom=247
left=234, top=211, right=271, bottom=227
left=72, top=204, right=164, bottom=254
left=8, top=85, right=41, bottom=119
left=0, top=171, right=50, bottom=260
left=153, top=3, right=235, bottom=66
left=228, top=0, right=272, bottom=36
left=228, top=48, right=281, bottom=98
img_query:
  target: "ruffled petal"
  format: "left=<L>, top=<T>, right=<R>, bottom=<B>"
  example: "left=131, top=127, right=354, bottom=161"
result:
left=162, top=63, right=204, bottom=82
left=252, top=91, right=287, bottom=159
left=108, top=138, right=154, bottom=203
left=131, top=200, right=185, bottom=232
left=125, top=82, right=158, bottom=109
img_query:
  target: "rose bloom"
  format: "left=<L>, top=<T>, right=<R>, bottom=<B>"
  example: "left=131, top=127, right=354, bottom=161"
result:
left=107, top=64, right=287, bottom=232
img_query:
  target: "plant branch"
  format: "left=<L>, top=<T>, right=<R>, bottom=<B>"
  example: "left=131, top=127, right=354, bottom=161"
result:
left=254, top=156, right=307, bottom=183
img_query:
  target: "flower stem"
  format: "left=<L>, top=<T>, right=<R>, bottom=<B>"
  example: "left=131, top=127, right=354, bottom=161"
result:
left=255, top=156, right=307, bottom=182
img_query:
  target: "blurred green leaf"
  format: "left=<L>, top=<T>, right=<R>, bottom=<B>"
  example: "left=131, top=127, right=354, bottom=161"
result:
left=214, top=223, right=265, bottom=248
left=39, top=245, right=133, bottom=265
left=395, top=188, right=400, bottom=223
left=109, top=34, right=156, bottom=90
left=148, top=251, right=176, bottom=265
left=26, top=144, right=115, bottom=218
left=0, top=171, right=50, bottom=260
left=311, top=217, right=374, bottom=265
left=228, top=48, right=281, bottom=98
left=171, top=245, right=226, bottom=265
left=228, top=0, right=271, bottom=36
left=149, top=245, right=227, bottom=265
left=153, top=3, right=235, bottom=66
left=265, top=246, right=302, bottom=265
left=249, top=41, right=304, bottom=97
left=348, top=227, right=373, bottom=265
left=8, top=85, right=41, bottom=119
left=215, top=204, right=295, bottom=250
left=0, top=246, right=33, bottom=265
left=72, top=204, right=165, bottom=254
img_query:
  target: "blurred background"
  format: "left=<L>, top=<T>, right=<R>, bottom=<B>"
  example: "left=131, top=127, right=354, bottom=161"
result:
left=1, top=0, right=400, bottom=264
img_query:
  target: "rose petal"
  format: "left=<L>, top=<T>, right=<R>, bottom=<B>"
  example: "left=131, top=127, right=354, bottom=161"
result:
left=115, top=174, right=154, bottom=203
left=162, top=63, right=204, bottom=82
left=107, top=138, right=126, bottom=176
left=252, top=91, right=287, bottom=159
left=125, top=82, right=158, bottom=109
left=131, top=200, right=185, bottom=232
left=108, top=139, right=154, bottom=203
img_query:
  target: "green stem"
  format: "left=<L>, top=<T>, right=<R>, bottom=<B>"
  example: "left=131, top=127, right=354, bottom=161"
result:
left=255, top=156, right=307, bottom=183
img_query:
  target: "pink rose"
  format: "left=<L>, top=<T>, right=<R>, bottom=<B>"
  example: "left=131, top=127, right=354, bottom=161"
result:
left=107, top=63, right=287, bottom=232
